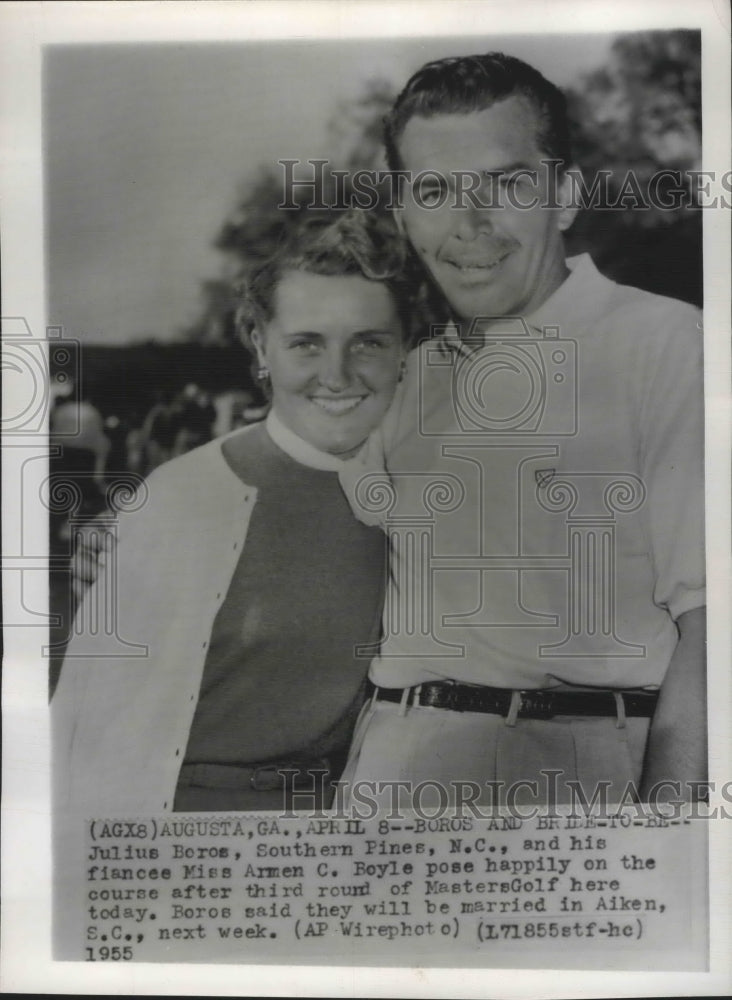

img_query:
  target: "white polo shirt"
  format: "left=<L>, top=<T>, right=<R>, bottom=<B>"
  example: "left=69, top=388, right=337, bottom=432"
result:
left=341, top=254, right=705, bottom=691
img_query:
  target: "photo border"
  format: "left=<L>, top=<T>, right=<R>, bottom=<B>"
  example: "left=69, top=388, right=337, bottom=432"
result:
left=2, top=1, right=730, bottom=995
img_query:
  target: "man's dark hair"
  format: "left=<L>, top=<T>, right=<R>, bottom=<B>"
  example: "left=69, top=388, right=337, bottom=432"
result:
left=384, top=51, right=572, bottom=172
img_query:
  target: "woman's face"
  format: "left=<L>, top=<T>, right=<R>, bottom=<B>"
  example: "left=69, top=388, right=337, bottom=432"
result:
left=251, top=270, right=405, bottom=457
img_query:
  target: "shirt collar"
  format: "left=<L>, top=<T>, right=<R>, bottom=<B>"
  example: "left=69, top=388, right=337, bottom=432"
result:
left=265, top=408, right=347, bottom=472
left=526, top=253, right=610, bottom=334
left=434, top=254, right=610, bottom=355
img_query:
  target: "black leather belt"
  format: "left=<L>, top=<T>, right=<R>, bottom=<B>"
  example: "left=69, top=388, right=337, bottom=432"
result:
left=371, top=681, right=658, bottom=719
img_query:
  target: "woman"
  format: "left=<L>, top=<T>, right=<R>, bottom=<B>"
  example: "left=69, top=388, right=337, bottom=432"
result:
left=52, top=209, right=413, bottom=815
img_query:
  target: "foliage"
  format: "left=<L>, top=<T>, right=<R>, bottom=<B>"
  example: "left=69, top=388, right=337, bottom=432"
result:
left=182, top=30, right=703, bottom=345
left=564, top=30, right=702, bottom=303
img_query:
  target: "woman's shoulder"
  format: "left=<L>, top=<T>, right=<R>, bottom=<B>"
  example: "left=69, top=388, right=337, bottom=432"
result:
left=144, top=423, right=265, bottom=501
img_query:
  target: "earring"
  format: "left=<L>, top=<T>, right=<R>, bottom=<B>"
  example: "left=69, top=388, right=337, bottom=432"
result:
left=256, top=365, right=270, bottom=382
left=397, top=359, right=407, bottom=383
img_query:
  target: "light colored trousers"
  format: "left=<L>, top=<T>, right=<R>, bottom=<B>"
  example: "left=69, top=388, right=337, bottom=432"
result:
left=338, top=693, right=650, bottom=811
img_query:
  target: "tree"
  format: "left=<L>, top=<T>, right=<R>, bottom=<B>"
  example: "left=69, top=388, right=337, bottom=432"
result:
left=184, top=30, right=703, bottom=347
left=181, top=80, right=402, bottom=347
left=565, top=30, right=702, bottom=304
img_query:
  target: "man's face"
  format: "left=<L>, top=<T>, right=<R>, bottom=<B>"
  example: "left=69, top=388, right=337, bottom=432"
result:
left=395, top=96, right=577, bottom=326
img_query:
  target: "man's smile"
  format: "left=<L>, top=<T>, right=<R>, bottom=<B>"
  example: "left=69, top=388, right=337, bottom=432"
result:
left=442, top=247, right=515, bottom=277
left=309, top=395, right=367, bottom=415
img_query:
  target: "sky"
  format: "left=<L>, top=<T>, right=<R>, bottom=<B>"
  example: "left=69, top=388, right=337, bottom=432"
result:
left=44, top=33, right=616, bottom=345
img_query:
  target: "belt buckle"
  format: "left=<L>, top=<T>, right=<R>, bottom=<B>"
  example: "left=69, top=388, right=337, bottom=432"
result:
left=519, top=690, right=555, bottom=720
left=250, top=764, right=285, bottom=792
left=250, top=759, right=331, bottom=793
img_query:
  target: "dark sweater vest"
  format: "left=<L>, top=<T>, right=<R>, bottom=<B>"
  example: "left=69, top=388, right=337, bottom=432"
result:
left=179, top=422, right=386, bottom=774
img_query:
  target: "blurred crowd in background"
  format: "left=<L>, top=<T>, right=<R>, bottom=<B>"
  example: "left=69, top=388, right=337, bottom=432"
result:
left=51, top=381, right=267, bottom=486
left=49, top=381, right=268, bottom=537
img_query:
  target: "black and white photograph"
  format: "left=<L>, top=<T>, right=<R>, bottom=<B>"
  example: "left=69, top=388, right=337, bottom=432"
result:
left=1, top=1, right=730, bottom=995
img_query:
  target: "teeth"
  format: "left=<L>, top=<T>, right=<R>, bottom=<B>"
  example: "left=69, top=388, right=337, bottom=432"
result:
left=453, top=261, right=499, bottom=271
left=311, top=397, right=364, bottom=415
left=448, top=254, right=509, bottom=272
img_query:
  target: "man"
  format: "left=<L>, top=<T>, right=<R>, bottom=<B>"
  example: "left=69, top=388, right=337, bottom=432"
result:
left=339, top=52, right=705, bottom=808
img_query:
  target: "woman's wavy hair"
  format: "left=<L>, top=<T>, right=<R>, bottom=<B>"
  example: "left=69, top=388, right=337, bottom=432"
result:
left=235, top=208, right=420, bottom=350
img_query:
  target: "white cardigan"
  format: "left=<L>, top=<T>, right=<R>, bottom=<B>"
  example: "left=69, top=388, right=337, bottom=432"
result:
left=52, top=415, right=361, bottom=957
left=52, top=426, right=258, bottom=818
